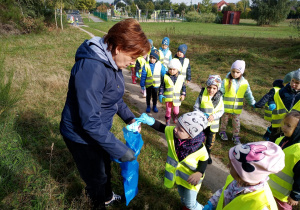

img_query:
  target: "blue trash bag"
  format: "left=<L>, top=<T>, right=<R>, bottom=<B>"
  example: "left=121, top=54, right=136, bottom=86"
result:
left=113, top=127, right=144, bottom=206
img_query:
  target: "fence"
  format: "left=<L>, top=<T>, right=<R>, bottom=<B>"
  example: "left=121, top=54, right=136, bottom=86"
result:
left=93, top=11, right=108, bottom=21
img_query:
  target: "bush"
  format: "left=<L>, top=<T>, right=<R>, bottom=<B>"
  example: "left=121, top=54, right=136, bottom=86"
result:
left=185, top=11, right=216, bottom=23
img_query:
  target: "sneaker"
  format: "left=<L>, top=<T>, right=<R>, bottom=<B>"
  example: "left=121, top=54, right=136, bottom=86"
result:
left=232, top=136, right=241, bottom=145
left=219, top=131, right=228, bottom=141
left=105, top=192, right=124, bottom=207
left=146, top=106, right=151, bottom=113
left=153, top=105, right=158, bottom=113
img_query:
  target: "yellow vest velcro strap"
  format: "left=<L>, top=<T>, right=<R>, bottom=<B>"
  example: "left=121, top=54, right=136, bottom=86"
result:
left=165, top=170, right=174, bottom=181
left=173, top=99, right=181, bottom=103
left=165, top=95, right=173, bottom=99
left=273, top=109, right=287, bottom=115
left=272, top=119, right=282, bottom=124
left=167, top=156, right=178, bottom=167
left=224, top=97, right=244, bottom=102
left=224, top=104, right=243, bottom=110
left=174, top=93, right=181, bottom=97
left=200, top=108, right=213, bottom=113
left=181, top=162, right=197, bottom=171
left=265, top=113, right=272, bottom=118
left=276, top=171, right=294, bottom=184
left=268, top=179, right=291, bottom=196
left=165, top=88, right=173, bottom=92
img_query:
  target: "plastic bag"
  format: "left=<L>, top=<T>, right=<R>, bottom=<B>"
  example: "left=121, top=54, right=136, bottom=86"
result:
left=120, top=127, right=144, bottom=206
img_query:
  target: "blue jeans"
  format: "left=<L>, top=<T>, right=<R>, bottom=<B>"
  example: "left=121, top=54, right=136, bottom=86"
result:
left=177, top=185, right=203, bottom=210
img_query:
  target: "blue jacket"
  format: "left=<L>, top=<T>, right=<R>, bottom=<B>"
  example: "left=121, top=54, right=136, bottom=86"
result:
left=60, top=37, right=135, bottom=159
left=140, top=62, right=156, bottom=87
left=270, top=83, right=300, bottom=110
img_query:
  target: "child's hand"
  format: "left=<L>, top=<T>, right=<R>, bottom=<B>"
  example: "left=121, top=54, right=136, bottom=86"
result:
left=180, top=95, right=185, bottom=101
left=269, top=104, right=276, bottom=111
left=136, top=72, right=140, bottom=78
left=127, top=119, right=141, bottom=133
left=288, top=196, right=298, bottom=206
left=186, top=80, right=190, bottom=84
left=187, top=172, right=202, bottom=186
left=159, top=95, right=165, bottom=103
left=208, top=115, right=214, bottom=122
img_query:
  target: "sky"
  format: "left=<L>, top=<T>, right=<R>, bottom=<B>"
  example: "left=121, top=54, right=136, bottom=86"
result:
left=96, top=0, right=240, bottom=5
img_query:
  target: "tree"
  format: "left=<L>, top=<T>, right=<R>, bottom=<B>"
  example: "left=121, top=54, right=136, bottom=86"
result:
left=251, top=0, right=295, bottom=25
left=131, top=2, right=137, bottom=16
left=201, top=0, right=212, bottom=13
left=97, top=4, right=108, bottom=12
left=212, top=4, right=218, bottom=13
left=177, top=2, right=187, bottom=15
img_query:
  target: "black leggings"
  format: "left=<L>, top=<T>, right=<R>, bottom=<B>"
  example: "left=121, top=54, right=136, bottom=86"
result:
left=146, top=86, right=158, bottom=106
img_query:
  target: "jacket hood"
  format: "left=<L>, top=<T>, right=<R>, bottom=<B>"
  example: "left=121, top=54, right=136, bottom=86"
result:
left=272, top=79, right=284, bottom=88
left=75, top=37, right=119, bottom=71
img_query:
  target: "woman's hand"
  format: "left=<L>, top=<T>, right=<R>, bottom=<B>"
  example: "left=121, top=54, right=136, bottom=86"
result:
left=128, top=119, right=141, bottom=133
left=187, top=172, right=202, bottom=186
left=288, top=196, right=298, bottom=206
left=208, top=115, right=214, bottom=122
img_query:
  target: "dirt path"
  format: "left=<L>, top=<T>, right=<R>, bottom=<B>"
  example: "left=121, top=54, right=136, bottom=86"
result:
left=74, top=21, right=271, bottom=192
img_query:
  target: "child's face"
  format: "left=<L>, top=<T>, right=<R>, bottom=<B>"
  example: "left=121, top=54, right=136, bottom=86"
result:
left=227, top=156, right=242, bottom=183
left=207, top=85, right=218, bottom=96
left=176, top=51, right=184, bottom=58
left=282, top=115, right=299, bottom=137
left=162, top=44, right=168, bottom=50
left=291, top=78, right=300, bottom=91
left=230, top=68, right=242, bottom=79
left=168, top=68, right=178, bottom=76
left=174, top=123, right=191, bottom=139
left=149, top=56, right=157, bottom=64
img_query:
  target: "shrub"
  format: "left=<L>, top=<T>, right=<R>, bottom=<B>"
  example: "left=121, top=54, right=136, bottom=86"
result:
left=185, top=11, right=216, bottom=23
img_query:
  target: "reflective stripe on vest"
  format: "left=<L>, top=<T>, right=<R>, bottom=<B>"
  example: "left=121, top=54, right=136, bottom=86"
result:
left=264, top=87, right=281, bottom=122
left=217, top=175, right=278, bottom=210
left=199, top=88, right=223, bottom=132
left=269, top=136, right=300, bottom=202
left=272, top=91, right=300, bottom=128
left=164, top=75, right=184, bottom=106
left=159, top=50, right=172, bottom=67
left=144, top=61, right=162, bottom=88
left=164, top=126, right=208, bottom=192
left=175, top=58, right=189, bottom=81
left=223, top=78, right=248, bottom=114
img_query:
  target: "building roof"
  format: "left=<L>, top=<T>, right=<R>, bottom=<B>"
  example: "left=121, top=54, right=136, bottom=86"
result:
left=216, top=0, right=229, bottom=7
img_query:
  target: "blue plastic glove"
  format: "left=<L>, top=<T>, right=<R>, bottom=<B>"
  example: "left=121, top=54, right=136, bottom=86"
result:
left=159, top=95, right=166, bottom=103
left=204, top=113, right=209, bottom=118
left=136, top=72, right=140, bottom=78
left=203, top=201, right=214, bottom=210
left=269, top=104, right=276, bottom=111
left=141, top=86, right=145, bottom=90
left=126, top=121, right=141, bottom=133
left=135, top=113, right=155, bottom=126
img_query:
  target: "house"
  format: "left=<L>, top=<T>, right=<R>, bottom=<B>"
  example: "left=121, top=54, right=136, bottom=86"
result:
left=216, top=0, right=229, bottom=11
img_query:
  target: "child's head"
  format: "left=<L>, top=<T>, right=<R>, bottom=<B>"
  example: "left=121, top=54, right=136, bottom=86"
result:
left=161, top=37, right=170, bottom=49
left=282, top=111, right=300, bottom=137
left=206, top=75, right=222, bottom=96
left=168, top=59, right=181, bottom=76
left=175, top=111, right=208, bottom=139
left=177, top=44, right=187, bottom=58
left=230, top=60, right=245, bottom=79
left=291, top=69, right=300, bottom=91
left=149, top=49, right=159, bottom=64
left=228, top=141, right=285, bottom=186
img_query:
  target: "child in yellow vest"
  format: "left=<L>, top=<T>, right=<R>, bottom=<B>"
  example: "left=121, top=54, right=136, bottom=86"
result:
left=268, top=111, right=300, bottom=210
left=219, top=60, right=256, bottom=144
left=194, top=75, right=224, bottom=164
left=174, top=44, right=191, bottom=83
left=140, top=49, right=161, bottom=113
left=159, top=59, right=186, bottom=125
left=138, top=111, right=209, bottom=210
left=159, top=37, right=172, bottom=77
left=202, top=141, right=285, bottom=210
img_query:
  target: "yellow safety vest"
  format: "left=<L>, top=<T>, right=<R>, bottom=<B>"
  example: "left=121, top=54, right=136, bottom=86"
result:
left=159, top=50, right=172, bottom=68
left=272, top=91, right=300, bottom=128
left=136, top=56, right=147, bottom=76
left=164, top=126, right=208, bottom=192
left=223, top=78, right=248, bottom=114
left=175, top=58, right=189, bottom=81
left=144, top=61, right=162, bottom=88
left=217, top=175, right=278, bottom=210
left=200, top=88, right=224, bottom=132
left=163, top=74, right=184, bottom=106
left=269, top=136, right=300, bottom=202
left=264, top=87, right=281, bottom=122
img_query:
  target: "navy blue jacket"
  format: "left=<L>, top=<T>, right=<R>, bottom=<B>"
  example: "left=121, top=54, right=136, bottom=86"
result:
left=270, top=83, right=300, bottom=110
left=60, top=37, right=135, bottom=159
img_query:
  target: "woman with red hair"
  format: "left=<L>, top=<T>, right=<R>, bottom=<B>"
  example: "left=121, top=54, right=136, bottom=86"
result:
left=60, top=19, right=150, bottom=209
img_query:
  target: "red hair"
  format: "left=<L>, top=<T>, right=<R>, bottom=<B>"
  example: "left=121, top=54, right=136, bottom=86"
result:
left=104, top=18, right=150, bottom=58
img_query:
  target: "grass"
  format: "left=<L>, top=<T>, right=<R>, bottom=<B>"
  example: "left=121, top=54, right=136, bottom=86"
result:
left=0, top=17, right=300, bottom=208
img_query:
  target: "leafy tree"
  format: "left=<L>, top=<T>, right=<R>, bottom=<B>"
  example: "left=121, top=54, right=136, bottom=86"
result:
left=201, top=0, right=212, bottom=13
left=171, top=3, right=179, bottom=14
left=212, top=4, right=218, bottom=13
left=146, top=1, right=154, bottom=13
left=131, top=2, right=137, bottom=16
left=97, top=3, right=108, bottom=12
left=178, top=2, right=187, bottom=15
left=251, top=0, right=295, bottom=25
